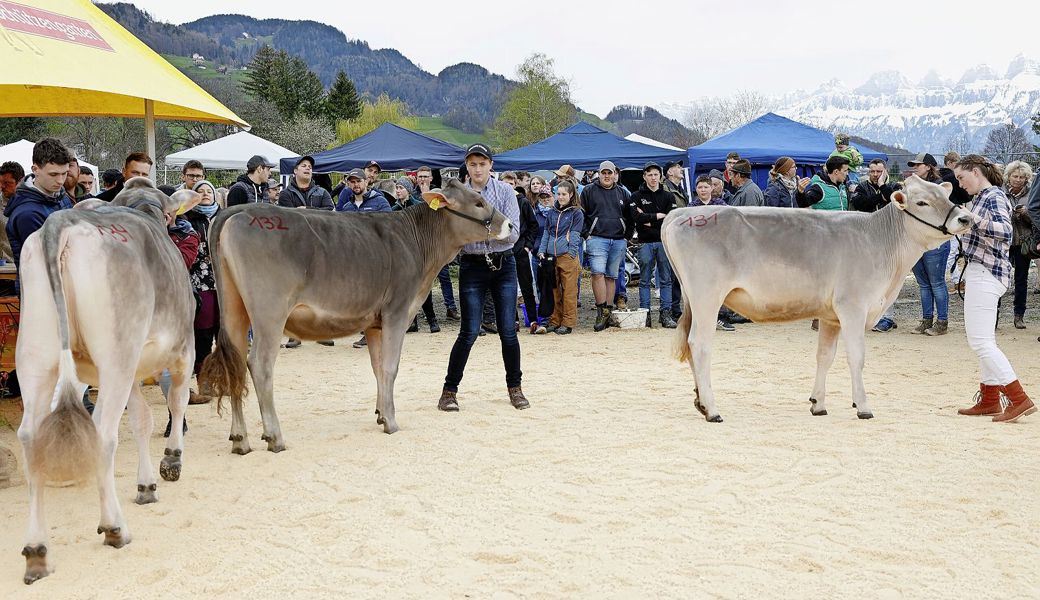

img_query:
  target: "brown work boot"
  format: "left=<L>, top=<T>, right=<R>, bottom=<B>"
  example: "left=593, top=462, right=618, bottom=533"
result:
left=958, top=383, right=1003, bottom=416
left=994, top=380, right=1037, bottom=422
left=188, top=389, right=212, bottom=405
left=438, top=388, right=459, bottom=412
left=1014, top=315, right=1026, bottom=329
left=507, top=386, right=530, bottom=410
left=924, top=320, right=948, bottom=336
left=912, top=318, right=933, bottom=334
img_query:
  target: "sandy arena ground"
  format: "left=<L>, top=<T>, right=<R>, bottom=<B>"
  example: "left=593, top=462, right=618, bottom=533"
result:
left=0, top=276, right=1038, bottom=599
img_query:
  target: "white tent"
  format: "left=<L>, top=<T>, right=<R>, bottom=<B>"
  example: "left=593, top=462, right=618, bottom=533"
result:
left=624, top=133, right=683, bottom=151
left=165, top=132, right=297, bottom=171
left=0, top=139, right=100, bottom=194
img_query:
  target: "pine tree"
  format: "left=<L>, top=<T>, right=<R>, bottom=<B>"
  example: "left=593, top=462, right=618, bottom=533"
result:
left=243, top=45, right=279, bottom=101
left=326, top=71, right=362, bottom=122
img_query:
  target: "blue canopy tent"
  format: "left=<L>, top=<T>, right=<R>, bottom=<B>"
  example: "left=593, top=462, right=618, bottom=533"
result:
left=686, top=113, right=888, bottom=189
left=278, top=123, right=466, bottom=174
left=493, top=122, right=686, bottom=172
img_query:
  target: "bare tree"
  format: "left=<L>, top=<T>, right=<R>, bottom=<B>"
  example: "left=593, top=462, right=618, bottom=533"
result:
left=943, top=133, right=974, bottom=156
left=682, top=90, right=774, bottom=140
left=983, top=123, right=1033, bottom=164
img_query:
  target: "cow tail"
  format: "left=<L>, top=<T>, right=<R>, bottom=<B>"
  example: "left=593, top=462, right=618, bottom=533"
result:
left=673, top=298, right=693, bottom=364
left=31, top=224, right=98, bottom=482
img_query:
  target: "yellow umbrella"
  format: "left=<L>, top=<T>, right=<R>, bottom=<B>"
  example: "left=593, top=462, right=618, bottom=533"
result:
left=0, top=0, right=248, bottom=173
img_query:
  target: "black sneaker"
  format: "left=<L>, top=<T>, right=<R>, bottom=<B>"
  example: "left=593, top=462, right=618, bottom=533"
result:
left=429, top=321, right=441, bottom=333
left=316, top=340, right=335, bottom=346
left=716, top=319, right=735, bottom=332
left=555, top=326, right=572, bottom=335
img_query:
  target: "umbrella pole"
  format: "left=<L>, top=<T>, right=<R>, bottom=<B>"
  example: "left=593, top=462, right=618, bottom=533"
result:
left=145, top=99, right=156, bottom=181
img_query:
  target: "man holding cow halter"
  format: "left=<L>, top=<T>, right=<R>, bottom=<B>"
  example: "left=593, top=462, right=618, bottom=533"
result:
left=438, top=143, right=529, bottom=412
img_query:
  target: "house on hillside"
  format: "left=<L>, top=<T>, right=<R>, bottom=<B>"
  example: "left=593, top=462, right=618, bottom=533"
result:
left=191, top=53, right=204, bottom=66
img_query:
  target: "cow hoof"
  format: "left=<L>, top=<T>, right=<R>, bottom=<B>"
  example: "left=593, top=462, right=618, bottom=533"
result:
left=135, top=483, right=158, bottom=504
left=266, top=440, right=286, bottom=453
left=160, top=448, right=182, bottom=482
left=857, top=412, right=874, bottom=420
left=98, top=526, right=130, bottom=548
left=694, top=399, right=708, bottom=417
left=707, top=415, right=723, bottom=423
left=22, top=545, right=49, bottom=585
left=811, top=409, right=828, bottom=416
left=382, top=420, right=399, bottom=434
left=231, top=442, right=252, bottom=456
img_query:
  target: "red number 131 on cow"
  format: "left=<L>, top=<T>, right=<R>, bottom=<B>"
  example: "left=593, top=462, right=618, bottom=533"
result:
left=680, top=213, right=718, bottom=228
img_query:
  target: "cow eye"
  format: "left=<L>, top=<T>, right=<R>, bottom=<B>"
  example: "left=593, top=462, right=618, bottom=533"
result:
left=475, top=201, right=485, bottom=208
left=916, top=201, right=928, bottom=207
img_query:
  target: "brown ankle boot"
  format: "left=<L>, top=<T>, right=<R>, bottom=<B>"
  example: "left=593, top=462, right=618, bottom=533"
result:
left=993, top=380, right=1037, bottom=422
left=958, top=383, right=1003, bottom=416
left=507, top=386, right=529, bottom=410
left=437, top=389, right=459, bottom=412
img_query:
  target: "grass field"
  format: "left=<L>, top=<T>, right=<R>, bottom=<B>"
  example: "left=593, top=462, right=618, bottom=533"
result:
left=162, top=54, right=251, bottom=86
left=414, top=116, right=486, bottom=147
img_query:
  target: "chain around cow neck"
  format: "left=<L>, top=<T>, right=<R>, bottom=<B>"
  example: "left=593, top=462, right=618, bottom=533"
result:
left=441, top=203, right=503, bottom=271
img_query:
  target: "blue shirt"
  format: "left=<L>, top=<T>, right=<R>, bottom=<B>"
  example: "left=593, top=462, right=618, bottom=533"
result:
left=461, top=177, right=520, bottom=254
left=336, top=188, right=392, bottom=213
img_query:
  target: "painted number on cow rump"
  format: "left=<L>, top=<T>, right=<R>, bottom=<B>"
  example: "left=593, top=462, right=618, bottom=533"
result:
left=248, top=216, right=290, bottom=231
left=96, top=224, right=132, bottom=242
left=679, top=213, right=718, bottom=228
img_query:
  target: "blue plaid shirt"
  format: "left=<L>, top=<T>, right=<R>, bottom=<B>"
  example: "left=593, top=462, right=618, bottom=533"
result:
left=461, top=177, right=520, bottom=254
left=962, top=186, right=1013, bottom=288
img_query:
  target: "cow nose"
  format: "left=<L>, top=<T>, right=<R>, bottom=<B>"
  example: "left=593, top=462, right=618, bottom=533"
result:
left=507, top=221, right=514, bottom=231
left=957, top=216, right=971, bottom=227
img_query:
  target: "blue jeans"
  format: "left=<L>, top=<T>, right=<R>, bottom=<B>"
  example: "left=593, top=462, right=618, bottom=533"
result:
left=912, top=241, right=950, bottom=321
left=438, top=264, right=456, bottom=311
left=585, top=236, right=626, bottom=276
left=637, top=242, right=672, bottom=310
left=445, top=254, right=522, bottom=392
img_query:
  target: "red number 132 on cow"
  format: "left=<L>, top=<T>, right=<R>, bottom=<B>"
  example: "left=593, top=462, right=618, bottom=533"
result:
left=248, top=216, right=290, bottom=231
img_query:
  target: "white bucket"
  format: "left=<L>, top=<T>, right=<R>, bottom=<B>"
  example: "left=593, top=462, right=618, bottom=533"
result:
left=613, top=308, right=648, bottom=329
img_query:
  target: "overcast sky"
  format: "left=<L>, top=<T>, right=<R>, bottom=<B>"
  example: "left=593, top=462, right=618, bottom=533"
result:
left=130, top=0, right=1038, bottom=117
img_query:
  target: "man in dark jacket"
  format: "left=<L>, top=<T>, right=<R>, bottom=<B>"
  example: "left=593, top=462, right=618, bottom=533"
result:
left=938, top=152, right=971, bottom=205
left=94, top=152, right=153, bottom=202
left=851, top=159, right=900, bottom=212
left=579, top=160, right=631, bottom=331
left=278, top=155, right=334, bottom=210
left=630, top=162, right=678, bottom=328
left=728, top=160, right=764, bottom=207
left=4, top=138, right=72, bottom=289
left=226, top=155, right=273, bottom=207
left=336, top=169, right=392, bottom=212
left=512, top=180, right=540, bottom=332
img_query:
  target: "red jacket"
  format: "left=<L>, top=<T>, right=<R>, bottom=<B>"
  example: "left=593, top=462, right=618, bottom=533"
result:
left=169, top=229, right=200, bottom=270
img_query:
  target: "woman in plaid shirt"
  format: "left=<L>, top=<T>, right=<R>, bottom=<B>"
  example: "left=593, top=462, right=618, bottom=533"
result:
left=955, top=155, right=1037, bottom=422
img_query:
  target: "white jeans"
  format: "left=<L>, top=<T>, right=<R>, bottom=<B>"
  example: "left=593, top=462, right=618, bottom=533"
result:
left=963, top=262, right=1017, bottom=385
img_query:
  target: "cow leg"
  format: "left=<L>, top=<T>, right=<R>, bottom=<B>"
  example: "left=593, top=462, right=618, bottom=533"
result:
left=809, top=321, right=841, bottom=416
left=365, top=327, right=386, bottom=427
left=17, top=370, right=58, bottom=584
left=687, top=308, right=723, bottom=422
left=372, top=322, right=406, bottom=434
left=247, top=331, right=285, bottom=453
left=160, top=367, right=191, bottom=482
left=126, top=384, right=157, bottom=504
left=837, top=311, right=873, bottom=419
left=94, top=378, right=133, bottom=549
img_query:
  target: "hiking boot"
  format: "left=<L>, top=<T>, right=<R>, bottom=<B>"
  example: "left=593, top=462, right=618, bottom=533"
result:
left=716, top=319, right=735, bottom=332
left=615, top=296, right=628, bottom=310
left=607, top=305, right=621, bottom=328
left=429, top=320, right=440, bottom=333
left=438, top=389, right=459, bottom=412
left=958, top=383, right=1002, bottom=416
left=481, top=321, right=498, bottom=334
left=317, top=340, right=335, bottom=346
left=593, top=304, right=610, bottom=332
left=994, top=380, right=1037, bottom=422
left=188, top=389, right=211, bottom=405
left=912, top=318, right=933, bottom=334
left=544, top=323, right=558, bottom=334
left=283, top=338, right=302, bottom=349
left=508, top=386, right=530, bottom=410
left=554, top=326, right=572, bottom=335
left=352, top=335, right=367, bottom=348
left=659, top=311, right=678, bottom=329
left=1014, top=315, right=1025, bottom=329
left=924, top=320, right=948, bottom=336
left=407, top=318, right=419, bottom=333
left=446, top=308, right=460, bottom=321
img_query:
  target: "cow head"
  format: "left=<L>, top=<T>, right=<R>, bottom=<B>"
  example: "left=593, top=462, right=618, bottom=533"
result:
left=891, top=175, right=973, bottom=239
left=422, top=178, right=513, bottom=241
left=111, top=177, right=201, bottom=225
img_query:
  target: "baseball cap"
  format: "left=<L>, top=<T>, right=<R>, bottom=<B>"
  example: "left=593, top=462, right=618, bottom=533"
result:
left=465, top=143, right=492, bottom=161
left=294, top=155, right=315, bottom=169
left=267, top=178, right=282, bottom=189
left=643, top=161, right=661, bottom=173
left=346, top=168, right=366, bottom=181
left=664, top=160, right=684, bottom=172
left=598, top=160, right=617, bottom=173
left=554, top=164, right=576, bottom=178
left=906, top=153, right=938, bottom=167
left=247, top=155, right=275, bottom=171
left=364, top=160, right=381, bottom=172
left=708, top=169, right=726, bottom=181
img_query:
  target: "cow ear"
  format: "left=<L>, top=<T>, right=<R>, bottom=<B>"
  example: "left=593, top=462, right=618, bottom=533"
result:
left=422, top=189, right=453, bottom=211
left=170, top=189, right=202, bottom=216
left=890, top=190, right=908, bottom=211
left=938, top=181, right=953, bottom=198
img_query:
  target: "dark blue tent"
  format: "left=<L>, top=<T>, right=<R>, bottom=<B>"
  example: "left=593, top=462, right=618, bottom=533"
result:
left=279, top=123, right=466, bottom=173
left=493, top=122, right=686, bottom=171
left=687, top=113, right=888, bottom=188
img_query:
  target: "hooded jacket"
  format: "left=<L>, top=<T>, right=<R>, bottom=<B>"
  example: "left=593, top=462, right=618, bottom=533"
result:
left=278, top=178, right=334, bottom=210
left=513, top=193, right=540, bottom=254
left=226, top=173, right=267, bottom=207
left=938, top=167, right=972, bottom=205
left=4, top=181, right=69, bottom=268
left=336, top=188, right=392, bottom=212
left=579, top=180, right=630, bottom=240
left=538, top=202, right=585, bottom=258
left=629, top=183, right=677, bottom=243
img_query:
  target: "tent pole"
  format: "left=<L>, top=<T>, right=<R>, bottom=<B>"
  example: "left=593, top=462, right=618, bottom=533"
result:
left=145, top=99, right=156, bottom=181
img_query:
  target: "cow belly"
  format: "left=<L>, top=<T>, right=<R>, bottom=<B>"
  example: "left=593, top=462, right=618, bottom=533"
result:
left=285, top=305, right=375, bottom=340
left=724, top=289, right=835, bottom=323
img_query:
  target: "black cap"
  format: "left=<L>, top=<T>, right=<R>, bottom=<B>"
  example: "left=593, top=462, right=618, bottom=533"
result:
left=643, top=161, right=662, bottom=173
left=664, top=160, right=684, bottom=172
left=294, top=155, right=315, bottom=169
left=364, top=160, right=381, bottom=172
left=465, top=143, right=492, bottom=161
left=247, top=155, right=275, bottom=171
left=346, top=168, right=365, bottom=181
left=907, top=152, right=938, bottom=167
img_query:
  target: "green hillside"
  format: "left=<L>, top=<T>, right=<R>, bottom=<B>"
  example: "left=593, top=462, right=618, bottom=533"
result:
left=414, top=117, right=486, bottom=147
left=163, top=53, right=251, bottom=85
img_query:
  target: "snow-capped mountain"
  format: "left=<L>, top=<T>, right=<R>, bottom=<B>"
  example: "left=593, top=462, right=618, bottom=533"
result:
left=658, top=54, right=1040, bottom=153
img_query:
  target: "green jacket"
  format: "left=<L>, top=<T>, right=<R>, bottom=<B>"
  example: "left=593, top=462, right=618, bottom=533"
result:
left=808, top=174, right=848, bottom=211
left=829, top=147, right=863, bottom=169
